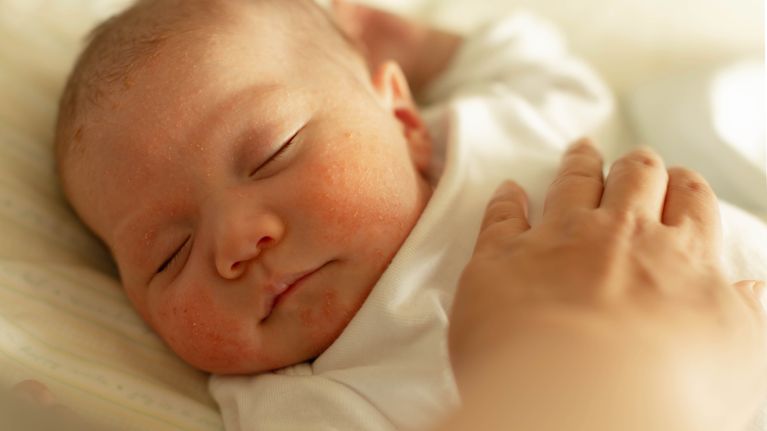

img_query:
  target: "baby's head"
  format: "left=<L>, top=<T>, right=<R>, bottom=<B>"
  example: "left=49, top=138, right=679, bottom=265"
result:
left=55, top=0, right=432, bottom=374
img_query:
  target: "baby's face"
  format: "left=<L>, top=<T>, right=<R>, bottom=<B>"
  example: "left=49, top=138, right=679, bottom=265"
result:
left=64, top=5, right=432, bottom=374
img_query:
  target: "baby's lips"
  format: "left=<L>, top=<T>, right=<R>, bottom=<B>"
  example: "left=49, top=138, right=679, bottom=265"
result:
left=259, top=269, right=314, bottom=320
left=265, top=267, right=318, bottom=295
left=270, top=281, right=293, bottom=297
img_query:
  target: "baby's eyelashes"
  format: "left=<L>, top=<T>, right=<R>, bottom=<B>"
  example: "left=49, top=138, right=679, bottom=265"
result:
left=249, top=127, right=303, bottom=179
left=156, top=236, right=190, bottom=274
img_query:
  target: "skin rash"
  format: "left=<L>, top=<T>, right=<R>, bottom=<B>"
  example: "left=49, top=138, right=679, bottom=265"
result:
left=62, top=1, right=433, bottom=374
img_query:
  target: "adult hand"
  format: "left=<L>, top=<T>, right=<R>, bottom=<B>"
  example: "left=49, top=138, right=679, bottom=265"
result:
left=445, top=140, right=767, bottom=431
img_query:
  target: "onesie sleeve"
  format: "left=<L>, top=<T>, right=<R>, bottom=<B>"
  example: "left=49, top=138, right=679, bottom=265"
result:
left=209, top=369, right=396, bottom=431
left=419, top=13, right=613, bottom=144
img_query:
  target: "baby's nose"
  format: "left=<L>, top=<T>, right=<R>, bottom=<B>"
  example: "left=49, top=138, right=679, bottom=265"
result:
left=213, top=209, right=285, bottom=279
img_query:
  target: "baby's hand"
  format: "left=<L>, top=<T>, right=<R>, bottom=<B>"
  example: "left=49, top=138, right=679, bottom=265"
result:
left=331, top=0, right=422, bottom=72
left=8, top=380, right=87, bottom=427
left=331, top=0, right=462, bottom=94
left=11, top=379, right=57, bottom=405
left=11, top=379, right=57, bottom=407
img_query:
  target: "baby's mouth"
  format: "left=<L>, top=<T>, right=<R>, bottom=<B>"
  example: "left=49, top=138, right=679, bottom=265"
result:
left=259, top=263, right=328, bottom=321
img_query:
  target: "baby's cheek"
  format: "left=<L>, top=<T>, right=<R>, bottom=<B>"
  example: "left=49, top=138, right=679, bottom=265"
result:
left=293, top=286, right=361, bottom=356
left=153, top=284, right=269, bottom=374
left=306, top=142, right=414, bottom=245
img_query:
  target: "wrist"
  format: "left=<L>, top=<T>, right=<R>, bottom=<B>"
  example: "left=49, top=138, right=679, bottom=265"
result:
left=450, top=312, right=719, bottom=431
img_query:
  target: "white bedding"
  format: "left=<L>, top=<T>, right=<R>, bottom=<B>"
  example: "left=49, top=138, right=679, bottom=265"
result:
left=0, top=0, right=763, bottom=429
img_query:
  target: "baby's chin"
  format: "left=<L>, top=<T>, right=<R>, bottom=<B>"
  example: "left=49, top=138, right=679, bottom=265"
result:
left=174, top=290, right=369, bottom=375
left=172, top=334, right=323, bottom=376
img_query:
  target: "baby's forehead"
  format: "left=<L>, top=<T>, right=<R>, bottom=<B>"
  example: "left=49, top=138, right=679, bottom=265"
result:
left=119, top=3, right=357, bottom=100
left=169, top=0, right=347, bottom=58
left=55, top=1, right=368, bottom=256
left=61, top=0, right=363, bottom=139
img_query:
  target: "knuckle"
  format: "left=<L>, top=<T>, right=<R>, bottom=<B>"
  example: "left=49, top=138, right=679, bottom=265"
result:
left=551, top=157, right=603, bottom=189
left=667, top=165, right=697, bottom=178
left=567, top=139, right=602, bottom=159
left=612, top=208, right=635, bottom=227
left=484, top=196, right=507, bottom=215
left=484, top=200, right=525, bottom=226
left=551, top=170, right=603, bottom=189
left=561, top=153, right=602, bottom=175
left=558, top=207, right=595, bottom=229
left=487, top=198, right=523, bottom=215
left=487, top=182, right=521, bottom=206
left=602, top=208, right=637, bottom=233
left=503, top=217, right=531, bottom=233
left=614, top=148, right=664, bottom=171
left=475, top=221, right=528, bottom=255
left=668, top=167, right=713, bottom=195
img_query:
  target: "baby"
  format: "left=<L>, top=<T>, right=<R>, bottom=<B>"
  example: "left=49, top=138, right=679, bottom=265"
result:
left=57, top=0, right=435, bottom=375
left=57, top=0, right=767, bottom=430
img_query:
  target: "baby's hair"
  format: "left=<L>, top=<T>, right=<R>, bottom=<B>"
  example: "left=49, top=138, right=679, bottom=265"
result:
left=54, top=0, right=362, bottom=183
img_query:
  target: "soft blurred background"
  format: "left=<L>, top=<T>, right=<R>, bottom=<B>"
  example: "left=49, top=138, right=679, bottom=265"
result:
left=374, top=0, right=766, bottom=216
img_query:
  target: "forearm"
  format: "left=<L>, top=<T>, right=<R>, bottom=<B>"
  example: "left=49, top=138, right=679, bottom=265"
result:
left=332, top=2, right=463, bottom=96
left=400, top=26, right=463, bottom=96
left=439, top=317, right=737, bottom=431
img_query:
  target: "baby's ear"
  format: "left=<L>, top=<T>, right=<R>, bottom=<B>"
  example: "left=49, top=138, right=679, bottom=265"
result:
left=371, top=61, right=432, bottom=174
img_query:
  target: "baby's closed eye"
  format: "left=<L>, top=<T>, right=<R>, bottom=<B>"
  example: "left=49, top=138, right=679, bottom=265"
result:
left=249, top=126, right=303, bottom=179
left=156, top=236, right=190, bottom=274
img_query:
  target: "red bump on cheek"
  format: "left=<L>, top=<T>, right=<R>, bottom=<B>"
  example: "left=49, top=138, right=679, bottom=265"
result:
left=321, top=289, right=337, bottom=319
left=157, top=288, right=270, bottom=373
left=299, top=308, right=314, bottom=328
left=308, top=158, right=405, bottom=242
left=298, top=288, right=342, bottom=346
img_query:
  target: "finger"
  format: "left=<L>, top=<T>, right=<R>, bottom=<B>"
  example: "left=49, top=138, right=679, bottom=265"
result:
left=11, top=380, right=56, bottom=406
left=543, top=138, right=604, bottom=220
left=600, top=147, right=668, bottom=220
left=480, top=181, right=530, bottom=237
left=662, top=167, right=721, bottom=254
left=732, top=280, right=766, bottom=314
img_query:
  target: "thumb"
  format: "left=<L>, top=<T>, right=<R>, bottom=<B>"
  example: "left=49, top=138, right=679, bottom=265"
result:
left=479, top=181, right=531, bottom=237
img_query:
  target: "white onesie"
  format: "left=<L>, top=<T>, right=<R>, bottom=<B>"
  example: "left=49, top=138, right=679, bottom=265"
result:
left=210, top=13, right=767, bottom=431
